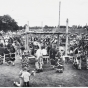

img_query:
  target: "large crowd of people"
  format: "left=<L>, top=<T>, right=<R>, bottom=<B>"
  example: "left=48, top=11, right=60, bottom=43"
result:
left=0, top=32, right=88, bottom=87
left=68, top=33, right=88, bottom=70
left=0, top=33, right=65, bottom=87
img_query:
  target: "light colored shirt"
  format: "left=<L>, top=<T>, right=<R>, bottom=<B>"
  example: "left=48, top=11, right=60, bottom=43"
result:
left=21, top=71, right=31, bottom=82
left=42, top=49, right=47, bottom=55
left=36, top=49, right=43, bottom=57
left=70, top=50, right=73, bottom=54
left=35, top=49, right=43, bottom=60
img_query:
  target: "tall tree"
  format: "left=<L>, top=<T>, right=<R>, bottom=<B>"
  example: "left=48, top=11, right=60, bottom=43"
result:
left=0, top=15, right=19, bottom=32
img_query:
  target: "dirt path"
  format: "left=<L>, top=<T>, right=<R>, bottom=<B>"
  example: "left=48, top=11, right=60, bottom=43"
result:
left=0, top=56, right=88, bottom=87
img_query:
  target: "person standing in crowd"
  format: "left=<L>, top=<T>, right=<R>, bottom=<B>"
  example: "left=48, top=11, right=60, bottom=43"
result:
left=10, top=45, right=16, bottom=66
left=41, top=46, right=48, bottom=63
left=49, top=44, right=57, bottom=69
left=31, top=45, right=35, bottom=55
left=19, top=67, right=31, bottom=87
left=14, top=67, right=35, bottom=87
left=77, top=48, right=82, bottom=70
left=41, top=46, right=47, bottom=56
left=20, top=45, right=25, bottom=56
left=0, top=45, right=4, bottom=65
left=4, top=47, right=10, bottom=65
left=47, top=44, right=51, bottom=55
left=35, top=44, right=43, bottom=73
left=73, top=46, right=79, bottom=69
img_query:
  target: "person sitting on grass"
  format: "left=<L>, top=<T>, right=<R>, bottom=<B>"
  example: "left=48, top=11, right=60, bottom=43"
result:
left=14, top=67, right=35, bottom=87
left=55, top=48, right=64, bottom=72
left=55, top=48, right=61, bottom=65
left=55, top=57, right=64, bottom=73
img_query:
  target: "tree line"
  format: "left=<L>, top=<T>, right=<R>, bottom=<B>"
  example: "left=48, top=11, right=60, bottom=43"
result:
left=0, top=14, right=88, bottom=32
left=0, top=15, right=19, bottom=32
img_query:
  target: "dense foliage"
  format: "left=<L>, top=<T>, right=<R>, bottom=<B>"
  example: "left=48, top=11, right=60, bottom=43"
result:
left=0, top=15, right=19, bottom=32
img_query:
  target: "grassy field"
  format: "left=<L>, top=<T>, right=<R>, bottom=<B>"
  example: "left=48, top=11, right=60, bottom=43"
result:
left=0, top=55, right=88, bottom=87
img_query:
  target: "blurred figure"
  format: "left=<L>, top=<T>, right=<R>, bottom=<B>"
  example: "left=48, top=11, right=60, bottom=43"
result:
left=35, top=45, right=43, bottom=73
left=10, top=45, right=16, bottom=66
left=49, top=44, right=57, bottom=69
left=47, top=44, right=51, bottom=55
left=14, top=67, right=35, bottom=87
left=4, top=47, right=10, bottom=65
left=41, top=46, right=47, bottom=56
left=55, top=48, right=61, bottom=65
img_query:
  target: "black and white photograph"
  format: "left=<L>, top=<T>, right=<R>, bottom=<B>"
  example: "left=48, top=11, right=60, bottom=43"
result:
left=0, top=0, right=88, bottom=87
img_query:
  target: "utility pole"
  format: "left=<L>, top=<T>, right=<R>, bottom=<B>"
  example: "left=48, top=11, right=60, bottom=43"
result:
left=58, top=1, right=61, bottom=28
left=57, top=1, right=61, bottom=48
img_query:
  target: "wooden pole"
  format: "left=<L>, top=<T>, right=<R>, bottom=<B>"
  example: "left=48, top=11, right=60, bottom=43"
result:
left=65, top=19, right=69, bottom=56
left=25, top=22, right=29, bottom=51
left=27, top=21, right=29, bottom=51
left=57, top=2, right=61, bottom=48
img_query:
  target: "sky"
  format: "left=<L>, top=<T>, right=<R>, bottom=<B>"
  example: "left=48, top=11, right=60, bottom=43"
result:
left=0, top=0, right=88, bottom=27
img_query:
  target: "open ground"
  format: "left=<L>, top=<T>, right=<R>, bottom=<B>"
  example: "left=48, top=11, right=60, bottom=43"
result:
left=0, top=55, right=88, bottom=87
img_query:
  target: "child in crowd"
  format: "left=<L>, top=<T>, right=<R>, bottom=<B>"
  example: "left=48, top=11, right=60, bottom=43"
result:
left=14, top=67, right=35, bottom=87
left=55, top=48, right=64, bottom=73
